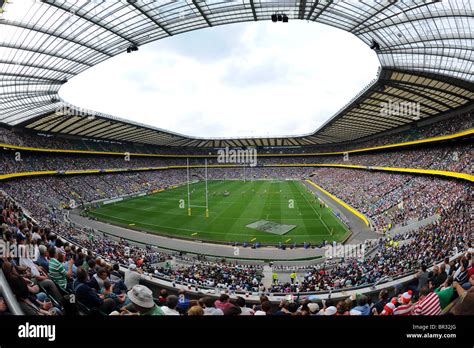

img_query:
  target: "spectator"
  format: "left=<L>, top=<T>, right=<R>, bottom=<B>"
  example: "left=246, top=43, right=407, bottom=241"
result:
left=352, top=295, right=370, bottom=316
left=394, top=291, right=414, bottom=315
left=187, top=305, right=204, bottom=316
left=35, top=245, right=49, bottom=271
left=176, top=289, right=190, bottom=313
left=124, top=264, right=142, bottom=291
left=412, top=287, right=442, bottom=315
left=451, top=275, right=474, bottom=315
left=48, top=247, right=73, bottom=291
left=89, top=267, right=109, bottom=293
left=372, top=289, right=390, bottom=315
left=416, top=264, right=430, bottom=293
left=161, top=295, right=180, bottom=316
left=214, top=294, right=234, bottom=312
left=124, top=285, right=163, bottom=316
left=157, top=289, right=168, bottom=305
left=235, top=296, right=254, bottom=315
left=254, top=301, right=272, bottom=316
left=199, top=297, right=224, bottom=316
left=434, top=277, right=455, bottom=309
left=72, top=267, right=116, bottom=314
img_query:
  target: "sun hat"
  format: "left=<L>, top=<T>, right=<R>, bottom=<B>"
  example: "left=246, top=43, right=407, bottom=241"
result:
left=127, top=285, right=155, bottom=308
left=324, top=306, right=337, bottom=315
left=307, top=303, right=320, bottom=313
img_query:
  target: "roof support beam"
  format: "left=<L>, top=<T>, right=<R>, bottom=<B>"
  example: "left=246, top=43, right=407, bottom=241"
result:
left=310, top=0, right=330, bottom=21
left=41, top=0, right=136, bottom=44
left=0, top=42, right=93, bottom=67
left=374, top=88, right=443, bottom=114
left=39, top=117, right=71, bottom=132
left=0, top=73, right=66, bottom=84
left=388, top=80, right=472, bottom=101
left=349, top=1, right=397, bottom=33
left=0, top=60, right=75, bottom=76
left=299, top=0, right=307, bottom=20
left=67, top=119, right=110, bottom=136
left=249, top=0, right=257, bottom=21
left=306, top=0, right=319, bottom=20
left=80, top=123, right=130, bottom=138
left=105, top=128, right=153, bottom=141
left=385, top=82, right=455, bottom=110
left=54, top=117, right=94, bottom=134
left=2, top=20, right=112, bottom=57
left=192, top=0, right=212, bottom=27
left=127, top=0, right=172, bottom=36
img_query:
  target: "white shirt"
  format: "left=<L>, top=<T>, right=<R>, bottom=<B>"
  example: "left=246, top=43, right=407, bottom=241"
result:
left=19, top=257, right=41, bottom=278
left=239, top=307, right=255, bottom=316
left=124, top=270, right=141, bottom=290
left=161, top=306, right=180, bottom=316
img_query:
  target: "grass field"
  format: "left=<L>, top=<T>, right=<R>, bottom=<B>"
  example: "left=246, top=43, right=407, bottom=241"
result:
left=88, top=180, right=350, bottom=244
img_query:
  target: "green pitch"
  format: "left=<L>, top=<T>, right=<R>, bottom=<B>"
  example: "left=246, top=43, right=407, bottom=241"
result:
left=88, top=180, right=350, bottom=244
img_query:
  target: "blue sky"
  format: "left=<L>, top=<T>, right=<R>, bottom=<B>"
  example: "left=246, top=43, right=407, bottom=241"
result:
left=60, top=21, right=380, bottom=138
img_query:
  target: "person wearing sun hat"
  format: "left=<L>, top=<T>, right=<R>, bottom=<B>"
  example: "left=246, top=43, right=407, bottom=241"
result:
left=126, top=284, right=163, bottom=316
left=394, top=290, right=414, bottom=315
left=307, top=302, right=320, bottom=315
left=323, top=306, right=337, bottom=316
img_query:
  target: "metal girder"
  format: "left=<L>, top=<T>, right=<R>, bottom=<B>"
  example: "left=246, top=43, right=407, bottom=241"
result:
left=299, top=0, right=307, bottom=20
left=306, top=1, right=319, bottom=20
left=249, top=0, right=257, bottom=21
left=384, top=81, right=456, bottom=111
left=192, top=0, right=212, bottom=27
left=2, top=20, right=112, bottom=57
left=0, top=42, right=93, bottom=67
left=349, top=0, right=398, bottom=33
left=127, top=0, right=172, bottom=37
left=0, top=72, right=66, bottom=84
left=41, top=0, right=137, bottom=45
left=310, top=0, right=331, bottom=21
left=0, top=60, right=75, bottom=76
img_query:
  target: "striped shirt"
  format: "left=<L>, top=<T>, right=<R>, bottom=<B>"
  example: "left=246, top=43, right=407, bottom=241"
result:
left=394, top=303, right=414, bottom=316
left=49, top=258, right=67, bottom=290
left=413, top=293, right=442, bottom=316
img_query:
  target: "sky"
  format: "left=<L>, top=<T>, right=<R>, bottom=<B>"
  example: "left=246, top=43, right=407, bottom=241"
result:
left=59, top=20, right=380, bottom=138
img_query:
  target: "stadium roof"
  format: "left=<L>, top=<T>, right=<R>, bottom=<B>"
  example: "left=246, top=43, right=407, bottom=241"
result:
left=0, top=0, right=473, bottom=147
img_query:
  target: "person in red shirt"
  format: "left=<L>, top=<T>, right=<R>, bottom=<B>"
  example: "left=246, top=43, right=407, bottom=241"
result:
left=413, top=287, right=442, bottom=315
left=394, top=290, right=414, bottom=315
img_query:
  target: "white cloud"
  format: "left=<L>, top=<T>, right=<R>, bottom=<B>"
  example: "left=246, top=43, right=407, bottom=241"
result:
left=59, top=21, right=379, bottom=138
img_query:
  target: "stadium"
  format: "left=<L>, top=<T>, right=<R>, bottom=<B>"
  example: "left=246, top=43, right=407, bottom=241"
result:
left=0, top=0, right=473, bottom=338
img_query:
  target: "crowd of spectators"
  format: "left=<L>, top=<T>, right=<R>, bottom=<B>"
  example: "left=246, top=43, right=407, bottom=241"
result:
left=1, top=165, right=472, bottom=316
left=1, top=165, right=469, bottom=233
left=1, top=141, right=471, bottom=176
left=309, top=168, right=470, bottom=230
left=1, top=110, right=471, bottom=155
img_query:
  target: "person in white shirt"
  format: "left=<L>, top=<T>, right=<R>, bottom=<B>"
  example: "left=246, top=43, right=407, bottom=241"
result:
left=124, top=263, right=142, bottom=290
left=236, top=297, right=254, bottom=315
left=161, top=295, right=180, bottom=315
